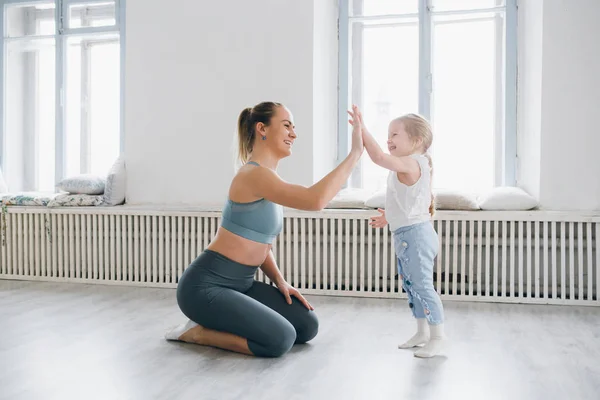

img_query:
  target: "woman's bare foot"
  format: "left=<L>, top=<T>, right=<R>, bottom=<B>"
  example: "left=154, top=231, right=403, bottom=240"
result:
left=165, top=320, right=204, bottom=343
left=178, top=324, right=206, bottom=344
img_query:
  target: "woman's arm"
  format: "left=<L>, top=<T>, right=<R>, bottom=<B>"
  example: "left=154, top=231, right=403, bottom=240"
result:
left=260, top=250, right=314, bottom=310
left=260, top=250, right=286, bottom=286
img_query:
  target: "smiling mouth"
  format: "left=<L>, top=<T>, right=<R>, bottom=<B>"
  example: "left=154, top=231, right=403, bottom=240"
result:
left=284, top=140, right=293, bottom=146
left=388, top=145, right=396, bottom=151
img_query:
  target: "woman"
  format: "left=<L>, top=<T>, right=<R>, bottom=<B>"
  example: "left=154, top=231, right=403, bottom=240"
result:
left=165, top=101, right=363, bottom=357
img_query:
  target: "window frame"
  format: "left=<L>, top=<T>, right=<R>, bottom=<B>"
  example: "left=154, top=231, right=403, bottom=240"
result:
left=337, top=0, right=518, bottom=189
left=0, top=0, right=125, bottom=189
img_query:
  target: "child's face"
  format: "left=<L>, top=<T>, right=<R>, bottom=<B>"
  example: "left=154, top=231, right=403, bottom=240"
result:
left=387, top=120, right=416, bottom=157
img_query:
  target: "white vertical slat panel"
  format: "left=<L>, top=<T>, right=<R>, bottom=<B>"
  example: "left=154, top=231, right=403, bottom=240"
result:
left=159, top=216, right=165, bottom=284
left=183, top=217, right=190, bottom=278
left=103, top=215, right=110, bottom=280
left=116, top=215, right=122, bottom=281
left=133, top=215, right=140, bottom=282
left=586, top=222, right=593, bottom=301
left=144, top=216, right=151, bottom=282
left=436, top=221, right=443, bottom=293
left=191, top=217, right=198, bottom=263
left=99, top=215, right=105, bottom=280
left=301, top=218, right=307, bottom=289
left=445, top=220, right=451, bottom=295
left=375, top=222, right=380, bottom=293
left=53, top=214, right=60, bottom=278
left=84, top=215, right=91, bottom=279
left=152, top=216, right=158, bottom=283
left=1, top=211, right=7, bottom=275
left=24, top=214, right=31, bottom=276
left=390, top=227, right=397, bottom=294
left=382, top=221, right=388, bottom=293
left=518, top=221, right=524, bottom=298
left=122, top=215, right=128, bottom=281
left=569, top=222, right=575, bottom=300
left=476, top=221, right=482, bottom=297
left=35, top=214, right=42, bottom=277
left=69, top=214, right=76, bottom=279
left=461, top=220, right=466, bottom=296
left=501, top=220, right=507, bottom=297
left=534, top=221, right=540, bottom=299
left=468, top=221, right=474, bottom=296
left=577, top=222, right=584, bottom=300
left=551, top=222, right=557, bottom=299
left=316, top=218, right=321, bottom=290
left=509, top=221, right=515, bottom=298
left=367, top=219, right=373, bottom=293
left=493, top=220, right=499, bottom=297
left=452, top=220, right=458, bottom=295
left=344, top=219, right=350, bottom=291
left=526, top=222, right=532, bottom=298
left=330, top=219, right=335, bottom=290
left=308, top=218, right=314, bottom=289
left=360, top=219, right=366, bottom=292
left=11, top=214, right=18, bottom=275
left=322, top=218, right=328, bottom=289
left=286, top=218, right=293, bottom=285
left=543, top=221, right=549, bottom=299
left=17, top=214, right=24, bottom=276
left=338, top=219, right=344, bottom=291
left=172, top=217, right=179, bottom=283
left=127, top=215, right=134, bottom=282
left=352, top=219, right=358, bottom=292
left=485, top=221, right=491, bottom=297
left=165, top=216, right=172, bottom=283
left=177, top=216, right=183, bottom=281
left=294, top=218, right=300, bottom=288
left=202, top=217, right=208, bottom=250
left=596, top=223, right=599, bottom=303
left=560, top=222, right=566, bottom=299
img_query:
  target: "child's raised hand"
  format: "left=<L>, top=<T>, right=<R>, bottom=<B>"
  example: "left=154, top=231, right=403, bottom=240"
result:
left=369, top=208, right=388, bottom=228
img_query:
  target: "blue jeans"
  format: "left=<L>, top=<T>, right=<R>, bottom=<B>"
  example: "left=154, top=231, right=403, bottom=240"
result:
left=393, top=221, right=444, bottom=325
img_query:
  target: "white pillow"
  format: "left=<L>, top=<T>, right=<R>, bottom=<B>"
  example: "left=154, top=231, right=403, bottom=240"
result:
left=103, top=156, right=126, bottom=206
left=47, top=194, right=104, bottom=208
left=0, top=168, right=7, bottom=193
left=478, top=187, right=538, bottom=210
left=56, top=174, right=105, bottom=195
left=434, top=189, right=480, bottom=211
left=325, top=188, right=370, bottom=209
left=365, top=190, right=386, bottom=209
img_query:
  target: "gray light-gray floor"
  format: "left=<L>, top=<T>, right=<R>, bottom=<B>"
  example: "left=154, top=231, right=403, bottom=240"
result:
left=1, top=280, right=599, bottom=400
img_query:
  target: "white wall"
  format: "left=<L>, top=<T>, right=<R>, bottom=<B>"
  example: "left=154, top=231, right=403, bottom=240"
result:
left=516, top=0, right=543, bottom=201
left=126, top=0, right=600, bottom=210
left=539, top=0, right=600, bottom=210
left=518, top=0, right=600, bottom=210
left=125, top=0, right=338, bottom=206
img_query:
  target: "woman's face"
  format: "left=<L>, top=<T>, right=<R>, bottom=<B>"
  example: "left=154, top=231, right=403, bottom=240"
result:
left=259, top=106, right=297, bottom=159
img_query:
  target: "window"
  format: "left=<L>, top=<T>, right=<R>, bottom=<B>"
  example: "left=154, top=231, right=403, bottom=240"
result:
left=0, top=0, right=124, bottom=192
left=338, top=0, right=517, bottom=192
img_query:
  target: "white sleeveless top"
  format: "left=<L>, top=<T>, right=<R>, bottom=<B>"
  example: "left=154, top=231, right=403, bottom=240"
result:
left=385, top=154, right=432, bottom=232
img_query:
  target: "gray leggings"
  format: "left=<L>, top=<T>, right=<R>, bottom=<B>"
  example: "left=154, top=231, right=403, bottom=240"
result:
left=176, top=249, right=319, bottom=357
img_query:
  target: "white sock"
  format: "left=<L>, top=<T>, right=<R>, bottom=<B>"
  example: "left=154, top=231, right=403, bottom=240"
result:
left=414, top=323, right=446, bottom=358
left=398, top=318, right=430, bottom=349
left=164, top=319, right=198, bottom=341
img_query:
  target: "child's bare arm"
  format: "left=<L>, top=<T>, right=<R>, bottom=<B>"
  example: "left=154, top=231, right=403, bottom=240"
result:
left=354, top=107, right=420, bottom=174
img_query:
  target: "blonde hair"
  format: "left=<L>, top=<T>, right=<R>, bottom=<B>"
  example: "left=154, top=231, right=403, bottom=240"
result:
left=394, top=113, right=435, bottom=217
left=237, top=102, right=282, bottom=164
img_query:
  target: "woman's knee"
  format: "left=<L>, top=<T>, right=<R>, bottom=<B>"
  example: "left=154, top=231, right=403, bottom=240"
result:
left=255, top=321, right=297, bottom=357
left=295, top=310, right=319, bottom=344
